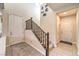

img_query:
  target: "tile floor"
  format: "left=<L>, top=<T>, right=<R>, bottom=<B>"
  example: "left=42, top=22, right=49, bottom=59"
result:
left=49, top=43, right=77, bottom=56
left=6, top=42, right=43, bottom=56
left=6, top=42, right=77, bottom=56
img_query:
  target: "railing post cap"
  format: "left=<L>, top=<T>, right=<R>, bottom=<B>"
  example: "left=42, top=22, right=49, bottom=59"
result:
left=47, top=32, right=49, bottom=34
left=31, top=17, right=32, bottom=19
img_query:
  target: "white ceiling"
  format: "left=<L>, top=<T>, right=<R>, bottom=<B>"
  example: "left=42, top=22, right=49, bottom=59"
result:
left=4, top=3, right=38, bottom=17
left=57, top=8, right=77, bottom=17
left=48, top=3, right=79, bottom=13
left=4, top=3, right=79, bottom=17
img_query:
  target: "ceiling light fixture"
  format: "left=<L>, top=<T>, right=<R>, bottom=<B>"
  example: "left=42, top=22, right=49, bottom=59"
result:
left=63, top=12, right=67, bottom=14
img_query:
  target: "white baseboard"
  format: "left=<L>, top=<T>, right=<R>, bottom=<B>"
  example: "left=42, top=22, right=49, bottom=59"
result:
left=6, top=41, right=22, bottom=47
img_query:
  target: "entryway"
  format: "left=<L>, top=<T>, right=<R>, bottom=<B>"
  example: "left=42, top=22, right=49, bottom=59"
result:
left=52, top=8, right=78, bottom=56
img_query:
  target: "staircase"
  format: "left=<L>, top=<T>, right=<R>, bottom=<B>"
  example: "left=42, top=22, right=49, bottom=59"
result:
left=25, top=17, right=49, bottom=56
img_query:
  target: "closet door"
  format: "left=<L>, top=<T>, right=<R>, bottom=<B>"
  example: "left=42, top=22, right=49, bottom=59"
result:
left=9, top=15, right=24, bottom=45
left=60, top=17, right=73, bottom=43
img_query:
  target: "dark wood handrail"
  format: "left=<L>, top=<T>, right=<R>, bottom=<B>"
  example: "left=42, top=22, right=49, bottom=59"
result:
left=25, top=17, right=49, bottom=56
left=32, top=20, right=46, bottom=34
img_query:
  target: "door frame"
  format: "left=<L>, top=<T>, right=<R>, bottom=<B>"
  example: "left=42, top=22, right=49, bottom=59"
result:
left=60, top=15, right=76, bottom=44
left=56, top=9, right=77, bottom=45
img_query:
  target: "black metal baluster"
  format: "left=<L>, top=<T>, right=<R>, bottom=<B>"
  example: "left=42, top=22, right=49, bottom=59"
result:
left=26, top=18, right=49, bottom=56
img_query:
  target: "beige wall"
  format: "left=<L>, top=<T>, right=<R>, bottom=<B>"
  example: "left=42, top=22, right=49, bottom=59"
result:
left=56, top=16, right=61, bottom=44
left=40, top=6, right=57, bottom=47
left=76, top=8, right=79, bottom=55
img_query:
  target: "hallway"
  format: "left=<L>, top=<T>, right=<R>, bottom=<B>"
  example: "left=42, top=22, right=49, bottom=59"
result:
left=49, top=43, right=77, bottom=56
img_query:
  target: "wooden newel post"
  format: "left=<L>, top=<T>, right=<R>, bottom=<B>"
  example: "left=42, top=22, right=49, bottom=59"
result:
left=25, top=21, right=27, bottom=29
left=30, top=17, right=32, bottom=29
left=46, top=32, right=49, bottom=56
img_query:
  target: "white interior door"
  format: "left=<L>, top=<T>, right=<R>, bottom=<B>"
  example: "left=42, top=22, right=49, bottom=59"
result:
left=9, top=15, right=24, bottom=45
left=60, top=16, right=73, bottom=43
